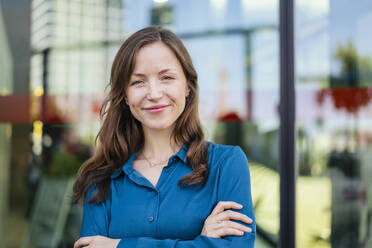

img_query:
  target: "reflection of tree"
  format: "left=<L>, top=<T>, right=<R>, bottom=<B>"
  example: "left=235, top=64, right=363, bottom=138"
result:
left=317, top=40, right=372, bottom=114
left=316, top=40, right=372, bottom=150
left=334, top=40, right=360, bottom=87
left=334, top=40, right=372, bottom=87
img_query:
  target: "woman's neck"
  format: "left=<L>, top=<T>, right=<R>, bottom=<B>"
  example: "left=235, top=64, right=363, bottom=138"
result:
left=140, top=127, right=180, bottom=160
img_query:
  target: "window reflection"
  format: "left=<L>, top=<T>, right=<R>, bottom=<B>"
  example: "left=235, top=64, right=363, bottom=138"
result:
left=296, top=0, right=372, bottom=247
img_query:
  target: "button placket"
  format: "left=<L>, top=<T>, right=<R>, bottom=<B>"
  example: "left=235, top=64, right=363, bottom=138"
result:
left=148, top=189, right=159, bottom=227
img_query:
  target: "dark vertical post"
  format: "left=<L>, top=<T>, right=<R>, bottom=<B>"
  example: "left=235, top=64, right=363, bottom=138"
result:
left=41, top=48, right=50, bottom=123
left=279, top=0, right=296, bottom=248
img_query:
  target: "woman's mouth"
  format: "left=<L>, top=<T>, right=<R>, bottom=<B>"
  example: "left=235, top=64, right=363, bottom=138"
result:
left=144, top=105, right=169, bottom=114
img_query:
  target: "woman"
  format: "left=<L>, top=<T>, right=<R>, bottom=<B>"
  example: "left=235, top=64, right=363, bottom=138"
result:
left=73, top=26, right=256, bottom=248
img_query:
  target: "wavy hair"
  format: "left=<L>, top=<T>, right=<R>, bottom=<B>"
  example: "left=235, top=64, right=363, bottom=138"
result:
left=73, top=26, right=209, bottom=204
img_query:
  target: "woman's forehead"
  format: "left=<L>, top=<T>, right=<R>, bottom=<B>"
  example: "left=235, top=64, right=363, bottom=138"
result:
left=132, top=68, right=177, bottom=77
left=132, top=42, right=182, bottom=73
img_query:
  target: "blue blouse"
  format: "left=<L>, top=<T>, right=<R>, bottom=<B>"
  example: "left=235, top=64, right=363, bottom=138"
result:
left=80, top=142, right=256, bottom=247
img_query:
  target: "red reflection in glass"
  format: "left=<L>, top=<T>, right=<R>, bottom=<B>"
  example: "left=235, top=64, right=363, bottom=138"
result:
left=218, top=112, right=242, bottom=122
left=317, top=87, right=372, bottom=114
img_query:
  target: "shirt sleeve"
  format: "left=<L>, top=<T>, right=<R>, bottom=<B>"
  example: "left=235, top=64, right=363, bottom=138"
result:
left=80, top=185, right=111, bottom=237
left=115, top=146, right=256, bottom=248
left=215, top=146, right=256, bottom=246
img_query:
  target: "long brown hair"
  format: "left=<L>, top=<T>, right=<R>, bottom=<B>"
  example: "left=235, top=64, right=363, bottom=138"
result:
left=73, top=26, right=209, bottom=204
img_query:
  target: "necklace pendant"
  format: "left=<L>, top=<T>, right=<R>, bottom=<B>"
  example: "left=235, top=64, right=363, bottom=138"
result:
left=143, top=156, right=169, bottom=167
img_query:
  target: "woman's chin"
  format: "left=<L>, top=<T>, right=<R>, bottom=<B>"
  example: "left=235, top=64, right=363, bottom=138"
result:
left=143, top=123, right=175, bottom=132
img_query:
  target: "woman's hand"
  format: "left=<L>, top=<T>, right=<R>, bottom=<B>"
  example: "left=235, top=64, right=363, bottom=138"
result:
left=201, top=201, right=253, bottom=238
left=73, top=235, right=120, bottom=248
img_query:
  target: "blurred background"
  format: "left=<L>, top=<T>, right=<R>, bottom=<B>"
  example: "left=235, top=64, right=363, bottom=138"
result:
left=0, top=0, right=372, bottom=247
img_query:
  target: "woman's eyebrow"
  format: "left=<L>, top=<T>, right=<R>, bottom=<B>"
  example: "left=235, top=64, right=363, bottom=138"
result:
left=131, top=72, right=146, bottom=77
left=158, top=68, right=176, bottom=74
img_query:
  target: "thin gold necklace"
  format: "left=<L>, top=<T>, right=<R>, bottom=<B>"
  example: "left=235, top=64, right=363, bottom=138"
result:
left=142, top=154, right=169, bottom=167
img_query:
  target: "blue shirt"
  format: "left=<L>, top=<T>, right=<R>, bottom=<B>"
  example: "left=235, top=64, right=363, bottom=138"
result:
left=80, top=142, right=256, bottom=247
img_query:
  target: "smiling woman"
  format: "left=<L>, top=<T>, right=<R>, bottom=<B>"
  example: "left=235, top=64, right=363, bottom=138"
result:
left=72, top=26, right=256, bottom=248
left=125, top=42, right=190, bottom=133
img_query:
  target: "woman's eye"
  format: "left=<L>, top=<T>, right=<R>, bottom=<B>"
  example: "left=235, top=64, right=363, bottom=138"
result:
left=131, top=80, right=143, bottom=85
left=162, top=76, right=174, bottom=80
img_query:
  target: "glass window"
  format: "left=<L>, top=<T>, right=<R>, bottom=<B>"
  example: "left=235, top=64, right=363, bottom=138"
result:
left=295, top=0, right=372, bottom=247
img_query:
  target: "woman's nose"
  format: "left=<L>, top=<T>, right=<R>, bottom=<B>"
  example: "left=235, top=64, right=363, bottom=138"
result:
left=146, top=81, right=163, bottom=100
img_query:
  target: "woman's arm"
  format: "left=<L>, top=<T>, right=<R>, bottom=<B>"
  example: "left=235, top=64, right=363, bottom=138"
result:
left=76, top=201, right=253, bottom=248
left=79, top=185, right=111, bottom=237
left=76, top=146, right=256, bottom=248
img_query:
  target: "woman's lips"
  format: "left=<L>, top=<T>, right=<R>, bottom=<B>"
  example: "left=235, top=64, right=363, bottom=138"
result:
left=144, top=105, right=169, bottom=114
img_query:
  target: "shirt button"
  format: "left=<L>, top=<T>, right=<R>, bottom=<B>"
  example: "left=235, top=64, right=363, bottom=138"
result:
left=148, top=216, right=154, bottom=222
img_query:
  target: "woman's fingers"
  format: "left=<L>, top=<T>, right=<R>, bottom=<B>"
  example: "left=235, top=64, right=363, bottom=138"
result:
left=74, top=236, right=93, bottom=248
left=201, top=201, right=254, bottom=238
left=216, top=227, right=245, bottom=237
left=210, top=201, right=243, bottom=215
left=218, top=220, right=252, bottom=233
left=73, top=235, right=120, bottom=248
left=216, top=210, right=253, bottom=225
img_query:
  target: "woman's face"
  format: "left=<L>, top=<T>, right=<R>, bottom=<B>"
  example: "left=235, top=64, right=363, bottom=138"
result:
left=126, top=41, right=190, bottom=133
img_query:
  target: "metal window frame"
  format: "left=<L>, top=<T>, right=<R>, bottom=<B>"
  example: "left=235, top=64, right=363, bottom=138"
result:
left=279, top=0, right=296, bottom=247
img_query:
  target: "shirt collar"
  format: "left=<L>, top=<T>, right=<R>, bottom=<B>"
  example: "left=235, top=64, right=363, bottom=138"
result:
left=173, top=144, right=187, bottom=163
left=110, top=144, right=188, bottom=180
